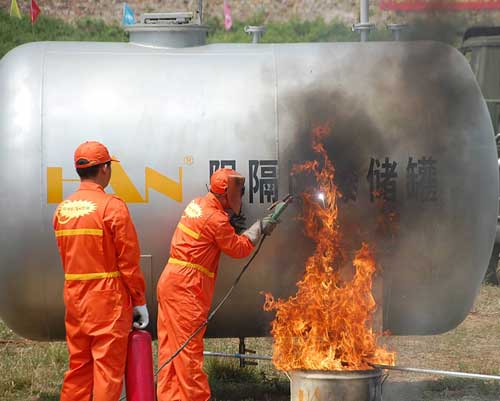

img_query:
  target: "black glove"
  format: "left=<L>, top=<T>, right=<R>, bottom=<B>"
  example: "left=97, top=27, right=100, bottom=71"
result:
left=230, top=212, right=247, bottom=234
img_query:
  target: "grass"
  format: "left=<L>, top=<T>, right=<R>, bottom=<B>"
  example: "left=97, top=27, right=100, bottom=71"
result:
left=1, top=9, right=380, bottom=60
left=0, top=331, right=287, bottom=400
left=206, top=15, right=391, bottom=44
left=2, top=8, right=474, bottom=61
left=0, top=339, right=66, bottom=401
left=422, top=378, right=500, bottom=399
left=206, top=358, right=289, bottom=401
left=0, top=10, right=127, bottom=60
left=378, top=285, right=500, bottom=400
left=382, top=285, right=500, bottom=377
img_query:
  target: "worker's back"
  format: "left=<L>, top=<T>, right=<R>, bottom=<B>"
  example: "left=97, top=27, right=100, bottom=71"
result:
left=54, top=181, right=133, bottom=325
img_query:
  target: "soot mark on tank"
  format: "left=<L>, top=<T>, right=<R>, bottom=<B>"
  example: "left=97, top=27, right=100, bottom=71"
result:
left=282, top=88, right=387, bottom=198
left=274, top=43, right=494, bottom=336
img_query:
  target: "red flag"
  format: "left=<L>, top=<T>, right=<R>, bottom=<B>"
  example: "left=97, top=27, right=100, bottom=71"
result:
left=223, top=0, right=232, bottom=31
left=31, top=0, right=41, bottom=24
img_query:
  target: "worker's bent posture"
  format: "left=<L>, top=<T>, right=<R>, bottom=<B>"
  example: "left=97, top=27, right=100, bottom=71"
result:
left=53, top=141, right=149, bottom=401
left=157, top=167, right=278, bottom=401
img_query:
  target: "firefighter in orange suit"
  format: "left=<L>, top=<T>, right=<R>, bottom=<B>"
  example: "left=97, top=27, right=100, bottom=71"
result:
left=157, top=167, right=278, bottom=401
left=53, top=141, right=148, bottom=401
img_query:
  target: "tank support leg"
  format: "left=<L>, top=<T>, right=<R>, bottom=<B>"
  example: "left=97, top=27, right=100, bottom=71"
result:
left=238, top=337, right=257, bottom=368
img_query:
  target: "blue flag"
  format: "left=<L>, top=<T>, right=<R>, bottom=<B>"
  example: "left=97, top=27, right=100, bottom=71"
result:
left=122, top=3, right=135, bottom=26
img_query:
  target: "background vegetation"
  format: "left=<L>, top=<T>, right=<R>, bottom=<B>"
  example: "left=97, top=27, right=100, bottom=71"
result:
left=0, top=10, right=126, bottom=59
left=1, top=8, right=471, bottom=60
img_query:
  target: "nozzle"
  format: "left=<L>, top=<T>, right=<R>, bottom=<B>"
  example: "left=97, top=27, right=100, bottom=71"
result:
left=268, top=194, right=293, bottom=222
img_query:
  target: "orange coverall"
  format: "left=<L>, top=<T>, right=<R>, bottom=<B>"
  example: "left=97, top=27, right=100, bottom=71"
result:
left=157, top=192, right=255, bottom=401
left=53, top=181, right=146, bottom=401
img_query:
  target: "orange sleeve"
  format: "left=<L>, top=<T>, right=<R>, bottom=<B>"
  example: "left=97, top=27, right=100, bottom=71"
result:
left=211, top=213, right=255, bottom=259
left=52, top=208, right=63, bottom=265
left=105, top=197, right=146, bottom=306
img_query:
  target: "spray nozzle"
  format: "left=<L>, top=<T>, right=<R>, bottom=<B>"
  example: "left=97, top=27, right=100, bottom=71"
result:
left=268, top=194, right=294, bottom=222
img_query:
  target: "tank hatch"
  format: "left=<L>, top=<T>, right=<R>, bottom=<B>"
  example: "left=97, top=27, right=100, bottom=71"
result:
left=124, top=12, right=208, bottom=48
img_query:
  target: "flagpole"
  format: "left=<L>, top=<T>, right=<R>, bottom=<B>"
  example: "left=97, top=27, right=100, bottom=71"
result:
left=31, top=0, right=34, bottom=38
left=30, top=0, right=41, bottom=36
left=198, top=0, right=203, bottom=24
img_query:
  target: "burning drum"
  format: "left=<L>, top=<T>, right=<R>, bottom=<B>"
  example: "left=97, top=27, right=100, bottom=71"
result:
left=290, top=369, right=384, bottom=401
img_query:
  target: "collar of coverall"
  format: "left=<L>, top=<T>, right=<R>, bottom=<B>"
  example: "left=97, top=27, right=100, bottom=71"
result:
left=205, top=192, right=226, bottom=213
left=78, top=181, right=105, bottom=192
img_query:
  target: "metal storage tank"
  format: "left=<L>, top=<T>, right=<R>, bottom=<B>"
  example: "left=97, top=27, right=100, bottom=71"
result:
left=0, top=18, right=497, bottom=340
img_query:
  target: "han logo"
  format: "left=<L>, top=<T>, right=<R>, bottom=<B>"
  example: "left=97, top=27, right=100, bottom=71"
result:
left=47, top=161, right=183, bottom=204
left=56, top=200, right=97, bottom=224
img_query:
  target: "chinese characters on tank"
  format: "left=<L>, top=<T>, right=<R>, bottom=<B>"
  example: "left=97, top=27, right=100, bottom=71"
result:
left=367, top=157, right=398, bottom=202
left=248, top=160, right=278, bottom=204
left=209, top=159, right=279, bottom=204
left=366, top=156, right=438, bottom=203
left=406, top=157, right=438, bottom=202
left=209, top=160, right=236, bottom=176
left=209, top=156, right=438, bottom=204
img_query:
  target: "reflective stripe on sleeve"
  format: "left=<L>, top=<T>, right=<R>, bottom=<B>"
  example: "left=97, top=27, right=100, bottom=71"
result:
left=168, top=257, right=214, bottom=278
left=65, top=271, right=120, bottom=281
left=177, top=223, right=201, bottom=240
left=55, top=228, right=103, bottom=237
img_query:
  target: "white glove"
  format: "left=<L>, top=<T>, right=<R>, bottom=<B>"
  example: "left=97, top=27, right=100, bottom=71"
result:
left=242, top=214, right=279, bottom=245
left=242, top=220, right=262, bottom=245
left=132, top=304, right=149, bottom=329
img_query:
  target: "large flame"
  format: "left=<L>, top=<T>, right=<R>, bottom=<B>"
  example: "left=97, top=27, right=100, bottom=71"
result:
left=263, top=124, right=395, bottom=371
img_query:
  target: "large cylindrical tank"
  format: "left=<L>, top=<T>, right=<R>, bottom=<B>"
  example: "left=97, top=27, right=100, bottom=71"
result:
left=0, top=39, right=497, bottom=340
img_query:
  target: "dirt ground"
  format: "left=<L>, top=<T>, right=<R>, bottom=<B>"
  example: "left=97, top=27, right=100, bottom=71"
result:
left=205, top=285, right=500, bottom=401
left=379, top=285, right=500, bottom=401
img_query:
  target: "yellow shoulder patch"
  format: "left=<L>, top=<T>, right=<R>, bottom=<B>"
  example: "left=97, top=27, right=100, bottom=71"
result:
left=56, top=200, right=97, bottom=224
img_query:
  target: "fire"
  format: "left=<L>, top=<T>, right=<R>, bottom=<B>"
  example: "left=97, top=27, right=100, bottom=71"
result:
left=263, top=124, right=395, bottom=371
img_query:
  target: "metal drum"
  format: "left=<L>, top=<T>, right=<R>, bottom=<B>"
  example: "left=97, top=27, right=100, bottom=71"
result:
left=290, top=369, right=383, bottom=401
left=0, top=34, right=497, bottom=340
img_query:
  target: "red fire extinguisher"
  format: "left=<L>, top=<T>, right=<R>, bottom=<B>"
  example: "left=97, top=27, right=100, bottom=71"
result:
left=126, top=330, right=155, bottom=401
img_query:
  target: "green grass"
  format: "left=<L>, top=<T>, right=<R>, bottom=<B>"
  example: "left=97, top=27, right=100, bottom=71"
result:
left=0, top=10, right=127, bottom=59
left=206, top=15, right=391, bottom=44
left=2, top=8, right=472, bottom=61
left=206, top=358, right=289, bottom=401
left=0, top=325, right=288, bottom=401
left=0, top=339, right=66, bottom=401
left=1, top=9, right=385, bottom=60
left=0, top=319, right=65, bottom=400
left=422, top=378, right=500, bottom=400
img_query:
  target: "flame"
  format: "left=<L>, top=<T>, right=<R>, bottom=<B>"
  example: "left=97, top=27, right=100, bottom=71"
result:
left=263, top=124, right=395, bottom=371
